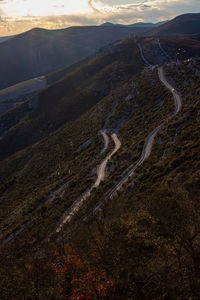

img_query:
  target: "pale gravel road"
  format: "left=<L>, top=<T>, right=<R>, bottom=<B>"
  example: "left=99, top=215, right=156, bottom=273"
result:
left=95, top=133, right=121, bottom=187
left=92, top=65, right=182, bottom=212
left=100, top=130, right=109, bottom=154
left=158, top=67, right=182, bottom=115
left=56, top=131, right=121, bottom=232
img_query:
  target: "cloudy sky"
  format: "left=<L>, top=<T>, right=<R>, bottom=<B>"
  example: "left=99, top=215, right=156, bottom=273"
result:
left=0, top=0, right=199, bottom=36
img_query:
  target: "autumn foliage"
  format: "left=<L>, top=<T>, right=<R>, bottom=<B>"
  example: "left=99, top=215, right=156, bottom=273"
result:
left=49, top=245, right=114, bottom=300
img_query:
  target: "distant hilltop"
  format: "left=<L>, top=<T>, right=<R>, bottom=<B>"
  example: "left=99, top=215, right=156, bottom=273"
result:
left=100, top=20, right=168, bottom=28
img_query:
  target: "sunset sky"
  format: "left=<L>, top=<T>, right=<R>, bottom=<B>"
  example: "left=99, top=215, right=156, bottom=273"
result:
left=0, top=0, right=199, bottom=36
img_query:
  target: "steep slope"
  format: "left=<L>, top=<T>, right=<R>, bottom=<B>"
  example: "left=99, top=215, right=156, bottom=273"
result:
left=0, top=54, right=174, bottom=245
left=0, top=39, right=143, bottom=161
left=0, top=36, right=200, bottom=299
left=153, top=13, right=200, bottom=36
left=0, top=76, right=46, bottom=116
left=1, top=35, right=200, bottom=162
left=0, top=25, right=148, bottom=90
left=137, top=36, right=200, bottom=65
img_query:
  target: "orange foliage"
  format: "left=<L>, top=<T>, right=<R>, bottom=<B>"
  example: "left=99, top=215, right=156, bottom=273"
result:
left=51, top=244, right=114, bottom=299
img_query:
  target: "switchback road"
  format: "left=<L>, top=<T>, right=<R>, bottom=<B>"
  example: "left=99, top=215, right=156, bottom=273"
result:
left=56, top=131, right=121, bottom=232
left=92, top=65, right=182, bottom=212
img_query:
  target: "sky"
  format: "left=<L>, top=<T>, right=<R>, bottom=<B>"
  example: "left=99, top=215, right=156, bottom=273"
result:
left=0, top=0, right=199, bottom=36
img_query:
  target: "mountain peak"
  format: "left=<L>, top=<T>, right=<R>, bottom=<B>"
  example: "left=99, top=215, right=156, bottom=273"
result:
left=100, top=22, right=122, bottom=27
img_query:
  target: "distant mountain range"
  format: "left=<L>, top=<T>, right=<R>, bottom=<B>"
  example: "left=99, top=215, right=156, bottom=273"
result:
left=101, top=21, right=168, bottom=28
left=0, top=13, right=200, bottom=92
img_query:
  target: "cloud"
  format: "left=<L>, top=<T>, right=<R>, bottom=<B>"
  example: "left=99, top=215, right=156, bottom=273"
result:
left=0, top=0, right=199, bottom=35
left=87, top=0, right=200, bottom=23
left=0, top=14, right=99, bottom=35
left=87, top=0, right=152, bottom=13
left=88, top=0, right=101, bottom=13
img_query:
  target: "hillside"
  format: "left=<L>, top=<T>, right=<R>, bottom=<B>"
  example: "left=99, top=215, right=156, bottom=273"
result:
left=0, top=32, right=200, bottom=299
left=0, top=35, right=16, bottom=43
left=0, top=38, right=175, bottom=242
left=1, top=33, right=199, bottom=117
left=0, top=39, right=143, bottom=161
left=138, top=36, right=200, bottom=64
left=153, top=13, right=200, bottom=36
left=0, top=25, right=148, bottom=90
left=1, top=35, right=200, bottom=160
left=0, top=76, right=46, bottom=116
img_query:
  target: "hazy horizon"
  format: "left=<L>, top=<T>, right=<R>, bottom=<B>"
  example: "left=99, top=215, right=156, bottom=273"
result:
left=0, top=0, right=200, bottom=36
left=0, top=18, right=169, bottom=38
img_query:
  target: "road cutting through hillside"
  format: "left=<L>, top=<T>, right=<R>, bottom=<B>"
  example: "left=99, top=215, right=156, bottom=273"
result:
left=138, top=43, right=152, bottom=67
left=1, top=51, right=182, bottom=244
left=108, top=125, right=162, bottom=197
left=100, top=130, right=109, bottom=154
left=95, top=133, right=121, bottom=187
left=158, top=67, right=182, bottom=115
left=107, top=67, right=182, bottom=197
left=1, top=130, right=112, bottom=246
left=157, top=39, right=171, bottom=59
left=91, top=65, right=182, bottom=213
left=56, top=131, right=121, bottom=232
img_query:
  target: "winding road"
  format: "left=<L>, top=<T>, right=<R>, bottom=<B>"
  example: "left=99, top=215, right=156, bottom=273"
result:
left=91, top=65, right=182, bottom=213
left=46, top=46, right=183, bottom=234
left=158, top=67, right=182, bottom=115
left=100, top=130, right=109, bottom=154
left=138, top=43, right=152, bottom=67
left=56, top=55, right=182, bottom=227
left=108, top=125, right=162, bottom=198
left=95, top=133, right=121, bottom=187
left=1, top=44, right=183, bottom=244
left=1, top=97, right=121, bottom=243
left=56, top=131, right=121, bottom=232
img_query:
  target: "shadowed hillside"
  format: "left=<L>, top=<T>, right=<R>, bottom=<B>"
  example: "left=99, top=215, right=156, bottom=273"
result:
left=0, top=26, right=149, bottom=90
left=0, top=46, right=200, bottom=300
left=1, top=35, right=200, bottom=162
left=153, top=13, right=200, bottom=36
left=0, top=39, right=143, bottom=161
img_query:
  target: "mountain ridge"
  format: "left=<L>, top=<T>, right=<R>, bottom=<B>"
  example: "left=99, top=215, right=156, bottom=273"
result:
left=153, top=13, right=200, bottom=36
left=100, top=20, right=168, bottom=28
left=0, top=25, right=149, bottom=91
